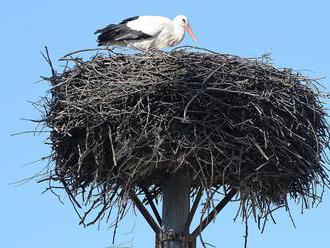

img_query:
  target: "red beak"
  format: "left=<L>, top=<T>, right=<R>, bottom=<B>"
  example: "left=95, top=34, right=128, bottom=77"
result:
left=185, top=24, right=197, bottom=42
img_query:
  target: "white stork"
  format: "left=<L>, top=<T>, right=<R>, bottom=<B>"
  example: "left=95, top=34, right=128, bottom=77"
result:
left=94, top=15, right=197, bottom=51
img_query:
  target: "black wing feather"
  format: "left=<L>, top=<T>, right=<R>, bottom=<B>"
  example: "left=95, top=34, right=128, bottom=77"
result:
left=119, top=16, right=139, bottom=24
left=94, top=16, right=153, bottom=46
left=94, top=24, right=117, bottom=34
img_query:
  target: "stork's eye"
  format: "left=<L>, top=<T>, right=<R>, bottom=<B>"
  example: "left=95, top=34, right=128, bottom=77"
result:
left=182, top=19, right=186, bottom=23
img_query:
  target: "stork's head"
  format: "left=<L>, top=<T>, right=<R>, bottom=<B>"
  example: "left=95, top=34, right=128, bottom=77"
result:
left=174, top=15, right=197, bottom=42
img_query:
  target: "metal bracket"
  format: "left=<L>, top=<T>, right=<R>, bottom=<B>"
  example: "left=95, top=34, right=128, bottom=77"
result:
left=159, top=229, right=195, bottom=248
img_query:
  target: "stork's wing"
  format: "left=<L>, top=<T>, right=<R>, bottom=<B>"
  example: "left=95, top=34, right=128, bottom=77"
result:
left=95, top=16, right=171, bottom=45
left=125, top=16, right=171, bottom=36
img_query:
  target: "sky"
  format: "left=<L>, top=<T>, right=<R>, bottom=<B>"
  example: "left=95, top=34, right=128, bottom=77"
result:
left=1, top=0, right=330, bottom=247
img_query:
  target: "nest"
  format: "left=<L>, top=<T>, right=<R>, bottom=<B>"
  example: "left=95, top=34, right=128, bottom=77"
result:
left=40, top=47, right=329, bottom=227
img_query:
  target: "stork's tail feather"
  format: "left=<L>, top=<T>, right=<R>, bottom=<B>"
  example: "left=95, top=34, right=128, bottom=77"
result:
left=94, top=24, right=117, bottom=34
left=94, top=24, right=121, bottom=46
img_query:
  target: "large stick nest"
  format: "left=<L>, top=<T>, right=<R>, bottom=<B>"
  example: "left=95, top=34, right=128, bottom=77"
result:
left=41, top=47, right=329, bottom=226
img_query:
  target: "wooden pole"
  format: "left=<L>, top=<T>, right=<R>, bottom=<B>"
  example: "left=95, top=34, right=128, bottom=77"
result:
left=162, top=172, right=191, bottom=248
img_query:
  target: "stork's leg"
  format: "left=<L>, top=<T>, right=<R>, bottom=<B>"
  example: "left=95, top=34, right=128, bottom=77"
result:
left=145, top=47, right=164, bottom=55
left=106, top=45, right=113, bottom=55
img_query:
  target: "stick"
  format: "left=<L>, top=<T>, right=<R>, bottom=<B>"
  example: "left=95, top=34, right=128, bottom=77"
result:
left=59, top=48, right=114, bottom=61
left=142, top=186, right=162, bottom=226
left=191, top=189, right=237, bottom=239
left=184, top=187, right=203, bottom=231
left=129, top=190, right=161, bottom=234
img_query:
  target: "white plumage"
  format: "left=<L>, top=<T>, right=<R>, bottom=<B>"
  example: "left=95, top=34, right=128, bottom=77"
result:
left=95, top=15, right=197, bottom=51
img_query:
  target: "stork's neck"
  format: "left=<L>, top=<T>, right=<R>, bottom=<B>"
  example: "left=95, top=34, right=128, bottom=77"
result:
left=173, top=23, right=185, bottom=42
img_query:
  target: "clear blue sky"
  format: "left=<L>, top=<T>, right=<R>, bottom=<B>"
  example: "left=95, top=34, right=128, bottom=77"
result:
left=1, top=1, right=330, bottom=247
